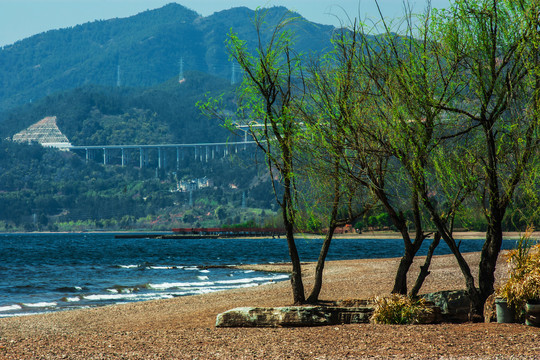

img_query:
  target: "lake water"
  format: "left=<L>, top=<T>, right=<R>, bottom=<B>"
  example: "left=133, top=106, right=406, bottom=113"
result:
left=0, top=233, right=518, bottom=317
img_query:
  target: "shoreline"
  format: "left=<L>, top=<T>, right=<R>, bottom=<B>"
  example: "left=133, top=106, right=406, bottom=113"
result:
left=4, top=230, right=539, bottom=241
left=1, top=252, right=539, bottom=359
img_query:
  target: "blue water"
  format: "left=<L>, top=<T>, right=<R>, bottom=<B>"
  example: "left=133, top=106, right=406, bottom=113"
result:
left=0, top=233, right=518, bottom=317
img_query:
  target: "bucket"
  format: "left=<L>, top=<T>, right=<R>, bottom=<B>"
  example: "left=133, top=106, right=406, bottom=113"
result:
left=495, top=298, right=515, bottom=323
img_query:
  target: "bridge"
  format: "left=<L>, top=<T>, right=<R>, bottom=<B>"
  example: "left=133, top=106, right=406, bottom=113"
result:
left=68, top=140, right=259, bottom=169
left=10, top=115, right=261, bottom=169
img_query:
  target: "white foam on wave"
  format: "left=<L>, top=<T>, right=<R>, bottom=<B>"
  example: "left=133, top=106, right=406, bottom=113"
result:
left=216, top=275, right=289, bottom=285
left=22, top=302, right=57, bottom=308
left=0, top=304, right=22, bottom=312
left=148, top=281, right=214, bottom=290
left=243, top=270, right=255, bottom=274
left=118, top=265, right=139, bottom=269
left=197, top=276, right=209, bottom=280
left=84, top=293, right=138, bottom=301
left=106, top=288, right=134, bottom=294
left=199, top=269, right=210, bottom=273
left=87, top=292, right=176, bottom=302
left=64, top=297, right=80, bottom=302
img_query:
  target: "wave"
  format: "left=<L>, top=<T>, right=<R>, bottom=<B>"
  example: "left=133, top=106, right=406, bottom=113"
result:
left=147, top=281, right=215, bottom=290
left=60, top=296, right=81, bottom=302
left=116, top=264, right=184, bottom=270
left=0, top=304, right=22, bottom=312
left=116, top=265, right=139, bottom=269
left=147, top=274, right=288, bottom=290
left=82, top=293, right=174, bottom=302
left=106, top=285, right=141, bottom=294
left=22, top=301, right=57, bottom=308
left=55, top=286, right=84, bottom=293
left=216, top=275, right=289, bottom=285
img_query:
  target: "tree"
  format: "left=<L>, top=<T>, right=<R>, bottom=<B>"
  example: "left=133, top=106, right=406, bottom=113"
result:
left=292, top=25, right=377, bottom=302
left=218, top=11, right=374, bottom=304
left=428, top=0, right=540, bottom=309
left=225, top=10, right=306, bottom=304
left=325, top=13, right=449, bottom=296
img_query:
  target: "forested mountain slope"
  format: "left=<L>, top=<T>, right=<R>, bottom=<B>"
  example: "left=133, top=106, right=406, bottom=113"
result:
left=0, top=71, right=236, bottom=144
left=0, top=3, right=334, bottom=115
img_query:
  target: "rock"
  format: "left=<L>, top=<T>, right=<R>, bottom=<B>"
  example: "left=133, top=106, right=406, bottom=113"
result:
left=421, top=290, right=471, bottom=323
left=216, top=306, right=374, bottom=327
left=418, top=303, right=443, bottom=324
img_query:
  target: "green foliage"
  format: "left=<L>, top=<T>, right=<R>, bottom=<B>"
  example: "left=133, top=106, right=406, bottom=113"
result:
left=370, top=294, right=433, bottom=325
left=223, top=219, right=258, bottom=229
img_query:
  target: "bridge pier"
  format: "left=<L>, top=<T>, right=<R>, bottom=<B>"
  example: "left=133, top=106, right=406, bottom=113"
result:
left=121, top=148, right=125, bottom=167
left=163, top=149, right=167, bottom=169
left=103, top=148, right=107, bottom=165
left=139, top=148, right=144, bottom=168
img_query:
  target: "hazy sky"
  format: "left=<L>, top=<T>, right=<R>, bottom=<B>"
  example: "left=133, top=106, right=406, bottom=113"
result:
left=0, top=0, right=451, bottom=47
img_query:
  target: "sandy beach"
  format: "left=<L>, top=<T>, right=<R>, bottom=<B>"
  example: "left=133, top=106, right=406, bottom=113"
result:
left=1, top=250, right=539, bottom=359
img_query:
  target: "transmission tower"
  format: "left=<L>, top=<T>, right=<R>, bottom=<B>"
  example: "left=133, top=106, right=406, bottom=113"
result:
left=231, top=62, right=238, bottom=85
left=179, top=57, right=185, bottom=82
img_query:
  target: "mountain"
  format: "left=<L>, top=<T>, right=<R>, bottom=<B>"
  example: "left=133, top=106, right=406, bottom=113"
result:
left=0, top=3, right=335, bottom=116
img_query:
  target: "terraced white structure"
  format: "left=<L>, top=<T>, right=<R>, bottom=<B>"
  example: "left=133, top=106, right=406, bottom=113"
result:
left=12, top=116, right=72, bottom=150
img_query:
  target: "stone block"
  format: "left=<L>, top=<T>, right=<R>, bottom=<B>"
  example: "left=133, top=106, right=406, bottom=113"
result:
left=215, top=306, right=374, bottom=327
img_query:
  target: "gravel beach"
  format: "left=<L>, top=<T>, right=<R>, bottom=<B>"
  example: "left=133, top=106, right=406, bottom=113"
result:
left=1, top=251, right=539, bottom=359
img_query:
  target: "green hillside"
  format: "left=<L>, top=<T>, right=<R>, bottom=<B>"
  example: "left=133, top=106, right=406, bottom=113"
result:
left=0, top=3, right=334, bottom=116
left=0, top=70, right=236, bottom=145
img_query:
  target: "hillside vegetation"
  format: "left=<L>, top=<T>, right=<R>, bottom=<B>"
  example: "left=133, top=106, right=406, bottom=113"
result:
left=0, top=4, right=334, bottom=115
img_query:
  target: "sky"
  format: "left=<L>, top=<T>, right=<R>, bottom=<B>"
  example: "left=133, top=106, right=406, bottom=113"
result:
left=0, top=0, right=451, bottom=47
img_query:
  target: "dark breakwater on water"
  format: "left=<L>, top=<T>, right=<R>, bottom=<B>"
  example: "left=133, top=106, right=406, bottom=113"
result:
left=0, top=233, right=518, bottom=317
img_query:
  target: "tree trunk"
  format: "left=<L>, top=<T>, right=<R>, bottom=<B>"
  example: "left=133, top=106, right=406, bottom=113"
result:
left=477, top=122, right=503, bottom=309
left=478, top=216, right=504, bottom=304
left=392, top=243, right=416, bottom=295
left=306, top=167, right=342, bottom=304
left=282, top=165, right=305, bottom=305
left=410, top=232, right=441, bottom=297
left=390, top=191, right=424, bottom=295
left=284, top=215, right=305, bottom=304
left=306, top=225, right=336, bottom=303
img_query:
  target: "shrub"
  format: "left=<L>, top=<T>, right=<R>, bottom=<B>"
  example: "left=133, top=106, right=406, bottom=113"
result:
left=498, top=226, right=540, bottom=311
left=371, top=294, right=432, bottom=325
